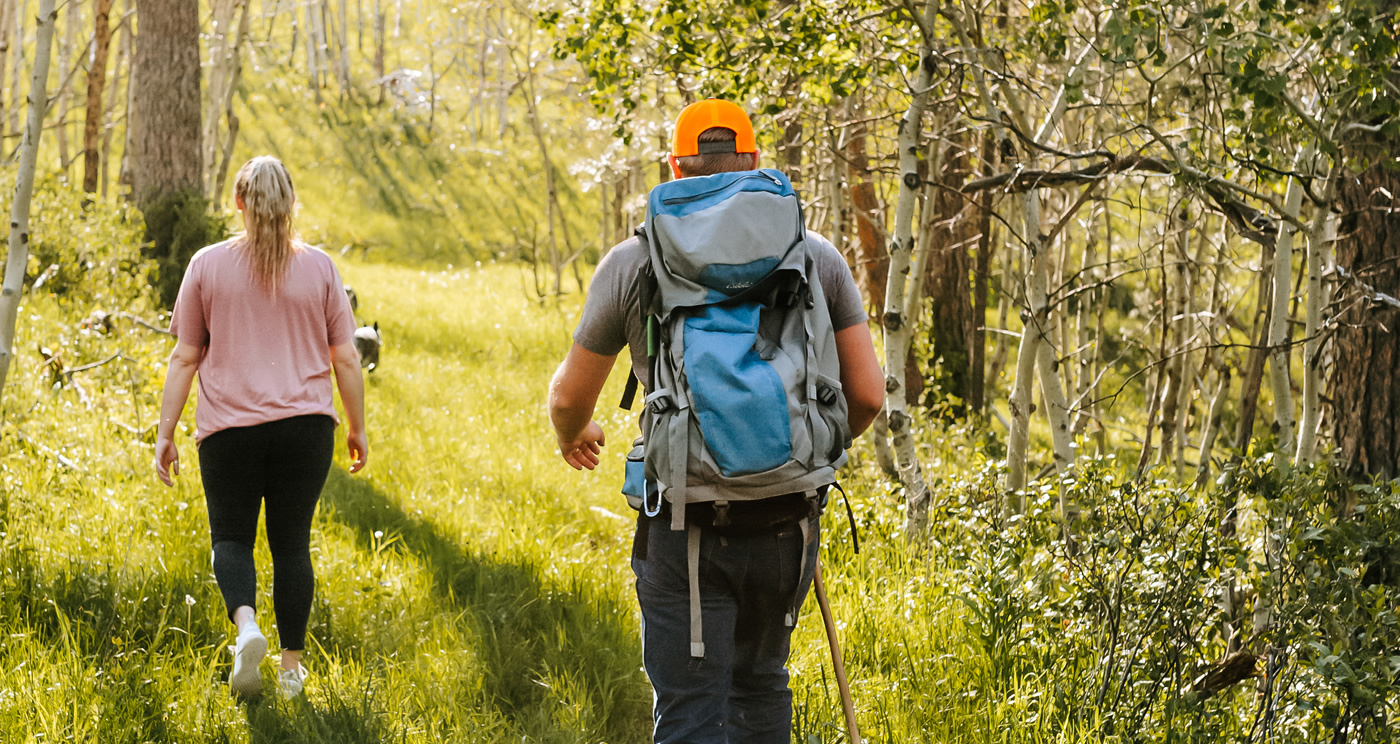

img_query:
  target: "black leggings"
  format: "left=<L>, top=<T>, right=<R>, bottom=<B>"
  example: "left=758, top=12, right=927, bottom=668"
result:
left=198, top=414, right=335, bottom=651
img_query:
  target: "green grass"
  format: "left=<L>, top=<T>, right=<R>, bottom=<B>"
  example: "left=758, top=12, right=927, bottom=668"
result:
left=1, top=255, right=1368, bottom=743
left=0, top=256, right=1007, bottom=742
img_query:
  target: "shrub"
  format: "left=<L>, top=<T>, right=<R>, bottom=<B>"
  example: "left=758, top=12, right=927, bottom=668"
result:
left=24, top=178, right=156, bottom=311
left=138, top=190, right=229, bottom=309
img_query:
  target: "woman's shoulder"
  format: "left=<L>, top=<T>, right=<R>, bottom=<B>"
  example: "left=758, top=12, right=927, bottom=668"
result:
left=187, top=238, right=240, bottom=268
left=294, top=241, right=337, bottom=264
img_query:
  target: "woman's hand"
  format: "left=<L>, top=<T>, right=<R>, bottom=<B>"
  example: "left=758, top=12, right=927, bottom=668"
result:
left=154, top=436, right=180, bottom=486
left=346, top=428, right=369, bottom=473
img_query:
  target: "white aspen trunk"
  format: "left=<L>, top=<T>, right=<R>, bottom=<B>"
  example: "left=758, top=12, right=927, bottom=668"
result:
left=1022, top=51, right=1092, bottom=483
left=1252, top=149, right=1313, bottom=654
left=1195, top=366, right=1230, bottom=487
left=54, top=0, right=73, bottom=171
left=952, top=2, right=1092, bottom=490
left=882, top=0, right=937, bottom=533
left=987, top=224, right=1013, bottom=394
left=0, top=0, right=12, bottom=135
left=1177, top=211, right=1213, bottom=475
left=520, top=51, right=566, bottom=295
left=827, top=104, right=846, bottom=257
left=101, top=0, right=130, bottom=198
left=1194, top=220, right=1230, bottom=486
left=210, top=1, right=250, bottom=203
left=336, top=0, right=350, bottom=92
left=9, top=0, right=24, bottom=136
left=1092, top=203, right=1113, bottom=454
left=303, top=0, right=322, bottom=97
left=203, top=0, right=239, bottom=197
left=1029, top=198, right=1072, bottom=474
left=1006, top=72, right=1092, bottom=490
left=0, top=0, right=56, bottom=412
left=1267, top=146, right=1311, bottom=460
left=1071, top=202, right=1098, bottom=435
left=373, top=0, right=384, bottom=104
left=1158, top=205, right=1192, bottom=477
left=1296, top=160, right=1335, bottom=466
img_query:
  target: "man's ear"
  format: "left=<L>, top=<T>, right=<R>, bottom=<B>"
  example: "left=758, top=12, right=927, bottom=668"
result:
left=668, top=153, right=683, bottom=180
left=749, top=150, right=761, bottom=170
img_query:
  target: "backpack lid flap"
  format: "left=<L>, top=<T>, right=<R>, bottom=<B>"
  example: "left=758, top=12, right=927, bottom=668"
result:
left=645, top=169, right=806, bottom=313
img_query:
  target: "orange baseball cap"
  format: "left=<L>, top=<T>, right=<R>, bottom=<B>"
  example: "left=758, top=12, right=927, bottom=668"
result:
left=671, top=99, right=757, bottom=157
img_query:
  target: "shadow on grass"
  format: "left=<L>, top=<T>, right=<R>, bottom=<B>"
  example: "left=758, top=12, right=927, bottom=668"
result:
left=320, top=467, right=650, bottom=742
left=241, top=688, right=404, bottom=744
left=0, top=536, right=397, bottom=741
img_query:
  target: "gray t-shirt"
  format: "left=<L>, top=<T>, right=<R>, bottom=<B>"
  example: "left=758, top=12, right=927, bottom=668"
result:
left=573, top=232, right=868, bottom=393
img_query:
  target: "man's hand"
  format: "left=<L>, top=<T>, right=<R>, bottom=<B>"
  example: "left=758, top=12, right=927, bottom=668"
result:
left=549, top=343, right=616, bottom=472
left=558, top=421, right=606, bottom=470
left=346, top=428, right=369, bottom=473
left=154, top=436, right=180, bottom=486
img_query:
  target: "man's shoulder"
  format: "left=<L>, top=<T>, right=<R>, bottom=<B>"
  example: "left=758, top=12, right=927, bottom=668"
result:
left=593, top=235, right=648, bottom=285
left=802, top=231, right=852, bottom=273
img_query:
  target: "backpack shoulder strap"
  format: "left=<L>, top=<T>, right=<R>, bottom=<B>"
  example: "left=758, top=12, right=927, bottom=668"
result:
left=620, top=227, right=659, bottom=411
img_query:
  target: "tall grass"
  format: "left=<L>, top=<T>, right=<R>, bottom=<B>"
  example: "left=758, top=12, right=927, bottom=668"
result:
left=2, top=254, right=1390, bottom=742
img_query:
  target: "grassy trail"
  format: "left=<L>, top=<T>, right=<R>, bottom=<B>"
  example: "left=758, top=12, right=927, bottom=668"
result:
left=0, top=260, right=1030, bottom=743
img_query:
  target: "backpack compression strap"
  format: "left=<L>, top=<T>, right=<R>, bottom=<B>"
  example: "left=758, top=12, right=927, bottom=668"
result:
left=619, top=231, right=662, bottom=411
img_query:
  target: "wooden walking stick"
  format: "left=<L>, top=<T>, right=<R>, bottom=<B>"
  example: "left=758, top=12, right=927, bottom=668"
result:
left=813, top=561, right=862, bottom=744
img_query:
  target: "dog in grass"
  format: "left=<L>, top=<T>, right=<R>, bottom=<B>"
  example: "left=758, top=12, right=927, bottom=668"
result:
left=353, top=322, right=381, bottom=372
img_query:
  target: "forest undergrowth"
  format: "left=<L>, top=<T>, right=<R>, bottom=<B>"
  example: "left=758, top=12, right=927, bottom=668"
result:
left=0, top=198, right=1396, bottom=743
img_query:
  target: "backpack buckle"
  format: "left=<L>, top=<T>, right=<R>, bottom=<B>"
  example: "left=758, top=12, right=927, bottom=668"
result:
left=712, top=501, right=731, bottom=528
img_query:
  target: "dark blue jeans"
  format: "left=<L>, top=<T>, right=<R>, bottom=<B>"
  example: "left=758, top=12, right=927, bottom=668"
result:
left=631, top=513, right=820, bottom=744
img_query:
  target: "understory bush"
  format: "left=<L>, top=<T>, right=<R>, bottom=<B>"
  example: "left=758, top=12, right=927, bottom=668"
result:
left=926, top=456, right=1400, bottom=742
left=25, top=177, right=156, bottom=312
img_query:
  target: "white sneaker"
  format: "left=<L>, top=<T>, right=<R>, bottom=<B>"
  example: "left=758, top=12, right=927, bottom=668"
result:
left=276, top=664, right=308, bottom=699
left=229, top=624, right=267, bottom=698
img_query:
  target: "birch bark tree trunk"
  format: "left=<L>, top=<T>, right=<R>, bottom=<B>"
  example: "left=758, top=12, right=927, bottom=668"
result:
left=202, top=0, right=241, bottom=197
left=54, top=0, right=72, bottom=172
left=1296, top=158, right=1334, bottom=466
left=0, top=0, right=12, bottom=136
left=1266, top=146, right=1311, bottom=461
left=0, top=0, right=57, bottom=414
left=8, top=2, right=23, bottom=136
left=997, top=41, right=1093, bottom=492
left=304, top=0, right=323, bottom=100
left=373, top=0, right=385, bottom=103
left=1194, top=221, right=1231, bottom=487
left=101, top=0, right=131, bottom=198
left=210, top=1, right=250, bottom=203
left=882, top=0, right=938, bottom=533
left=335, top=0, right=350, bottom=92
left=82, top=0, right=114, bottom=195
left=1157, top=204, right=1192, bottom=478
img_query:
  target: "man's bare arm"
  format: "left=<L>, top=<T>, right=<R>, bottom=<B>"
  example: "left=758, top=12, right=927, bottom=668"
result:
left=548, top=342, right=617, bottom=470
left=834, top=322, right=884, bottom=436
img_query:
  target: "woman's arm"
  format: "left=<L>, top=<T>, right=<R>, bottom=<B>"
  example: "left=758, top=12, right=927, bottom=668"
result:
left=154, top=341, right=205, bottom=486
left=330, top=342, right=368, bottom=472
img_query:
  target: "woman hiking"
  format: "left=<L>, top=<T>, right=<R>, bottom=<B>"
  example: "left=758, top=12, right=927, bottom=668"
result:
left=153, top=155, right=368, bottom=699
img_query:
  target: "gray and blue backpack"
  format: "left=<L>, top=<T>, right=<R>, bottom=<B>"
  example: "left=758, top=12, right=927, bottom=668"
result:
left=620, top=168, right=852, bottom=656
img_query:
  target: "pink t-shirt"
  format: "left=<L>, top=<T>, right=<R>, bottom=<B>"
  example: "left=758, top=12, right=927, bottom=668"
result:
left=169, top=240, right=357, bottom=442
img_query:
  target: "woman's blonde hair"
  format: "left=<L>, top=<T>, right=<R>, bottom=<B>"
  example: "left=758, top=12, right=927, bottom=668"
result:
left=233, top=156, right=298, bottom=294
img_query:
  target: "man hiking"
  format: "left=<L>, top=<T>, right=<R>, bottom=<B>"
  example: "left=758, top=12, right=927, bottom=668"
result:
left=548, top=98, right=883, bottom=743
